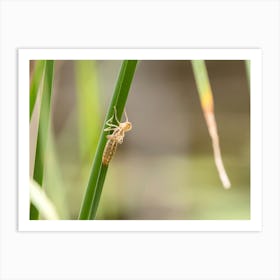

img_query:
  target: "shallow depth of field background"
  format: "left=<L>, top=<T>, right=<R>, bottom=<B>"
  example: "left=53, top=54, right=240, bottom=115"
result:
left=30, top=60, right=250, bottom=220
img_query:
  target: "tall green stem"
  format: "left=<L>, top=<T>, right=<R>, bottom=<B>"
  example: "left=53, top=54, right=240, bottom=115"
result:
left=78, top=60, right=138, bottom=220
left=30, top=60, right=55, bottom=219
left=30, top=60, right=45, bottom=120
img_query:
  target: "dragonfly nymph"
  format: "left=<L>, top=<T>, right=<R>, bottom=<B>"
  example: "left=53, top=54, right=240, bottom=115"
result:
left=102, top=107, right=132, bottom=165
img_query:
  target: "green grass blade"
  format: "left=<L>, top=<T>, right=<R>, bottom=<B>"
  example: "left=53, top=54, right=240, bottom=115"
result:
left=30, top=60, right=55, bottom=219
left=89, top=166, right=108, bottom=219
left=30, top=179, right=59, bottom=220
left=30, top=60, right=45, bottom=120
left=78, top=60, right=138, bottom=220
left=191, top=60, right=231, bottom=189
left=75, top=61, right=101, bottom=161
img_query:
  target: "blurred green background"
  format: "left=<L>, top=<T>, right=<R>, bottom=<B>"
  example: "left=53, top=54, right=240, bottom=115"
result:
left=30, top=60, right=250, bottom=220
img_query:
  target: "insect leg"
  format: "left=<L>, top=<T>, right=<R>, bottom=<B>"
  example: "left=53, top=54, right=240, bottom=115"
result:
left=124, top=109, right=129, bottom=122
left=114, top=106, right=120, bottom=125
left=105, top=115, right=118, bottom=129
left=104, top=127, right=117, bottom=132
left=105, top=115, right=114, bottom=126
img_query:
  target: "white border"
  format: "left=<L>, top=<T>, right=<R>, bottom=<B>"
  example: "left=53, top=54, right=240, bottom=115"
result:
left=18, top=49, right=262, bottom=232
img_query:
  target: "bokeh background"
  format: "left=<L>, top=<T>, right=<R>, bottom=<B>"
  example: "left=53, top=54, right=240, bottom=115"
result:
left=30, top=60, right=250, bottom=220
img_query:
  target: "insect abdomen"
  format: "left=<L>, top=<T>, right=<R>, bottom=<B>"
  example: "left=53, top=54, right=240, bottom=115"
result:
left=102, top=139, right=118, bottom=165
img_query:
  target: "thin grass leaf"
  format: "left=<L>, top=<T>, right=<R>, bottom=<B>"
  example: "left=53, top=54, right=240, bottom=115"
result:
left=30, top=60, right=55, bottom=219
left=79, top=60, right=138, bottom=220
left=30, top=179, right=59, bottom=220
left=88, top=165, right=108, bottom=218
left=75, top=61, right=101, bottom=161
left=30, top=60, right=45, bottom=120
left=191, top=60, right=231, bottom=189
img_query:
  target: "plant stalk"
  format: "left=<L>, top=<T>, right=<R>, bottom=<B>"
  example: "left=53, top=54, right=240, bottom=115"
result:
left=78, top=60, right=138, bottom=220
left=30, top=60, right=55, bottom=219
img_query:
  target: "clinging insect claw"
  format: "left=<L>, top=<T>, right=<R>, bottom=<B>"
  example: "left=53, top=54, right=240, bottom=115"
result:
left=124, top=110, right=128, bottom=122
left=114, top=106, right=120, bottom=124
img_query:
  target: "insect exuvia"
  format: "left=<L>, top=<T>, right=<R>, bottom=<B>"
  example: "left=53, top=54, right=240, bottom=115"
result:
left=102, top=107, right=132, bottom=165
